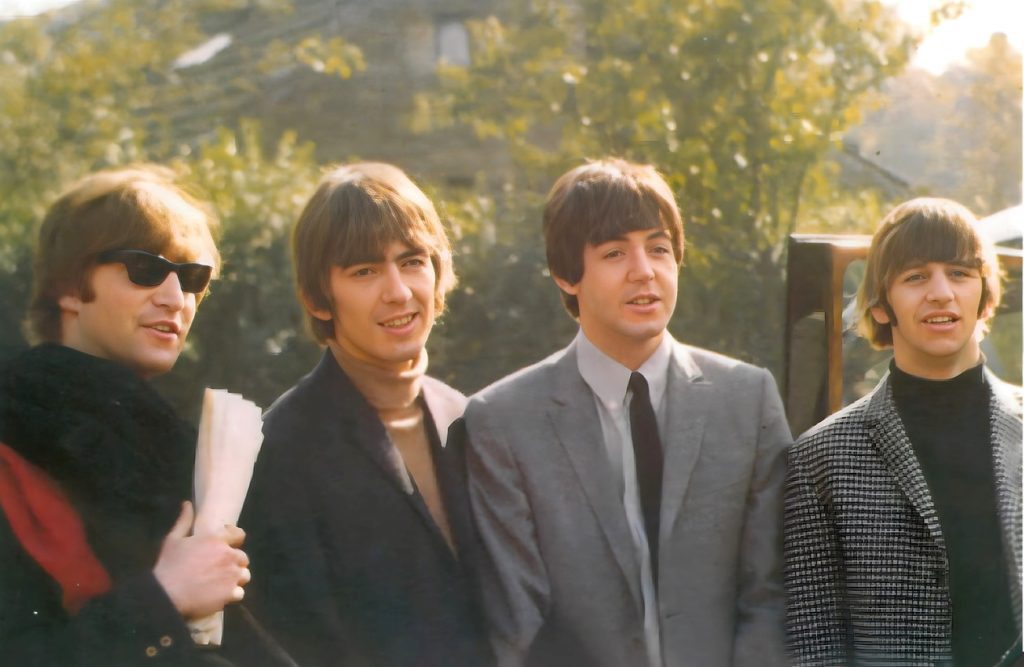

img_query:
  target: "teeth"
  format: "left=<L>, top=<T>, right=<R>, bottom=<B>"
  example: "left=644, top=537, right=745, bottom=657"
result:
left=631, top=298, right=654, bottom=305
left=926, top=316, right=954, bottom=324
left=152, top=324, right=173, bottom=333
left=382, top=315, right=414, bottom=327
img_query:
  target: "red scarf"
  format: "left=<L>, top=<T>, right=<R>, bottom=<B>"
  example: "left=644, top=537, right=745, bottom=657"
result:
left=0, top=442, right=112, bottom=614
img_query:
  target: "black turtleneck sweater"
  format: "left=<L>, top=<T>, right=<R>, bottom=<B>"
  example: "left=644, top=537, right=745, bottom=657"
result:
left=891, top=361, right=1016, bottom=667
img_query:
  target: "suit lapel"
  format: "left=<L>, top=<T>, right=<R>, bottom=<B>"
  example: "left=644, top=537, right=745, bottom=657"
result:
left=865, top=376, right=946, bottom=550
left=988, top=373, right=1023, bottom=625
left=866, top=371, right=1022, bottom=624
left=436, top=417, right=478, bottom=563
left=315, top=352, right=456, bottom=558
left=660, top=343, right=709, bottom=544
left=548, top=344, right=643, bottom=611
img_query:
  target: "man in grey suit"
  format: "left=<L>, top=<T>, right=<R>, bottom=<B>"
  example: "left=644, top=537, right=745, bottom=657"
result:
left=784, top=198, right=1022, bottom=666
left=459, top=158, right=791, bottom=667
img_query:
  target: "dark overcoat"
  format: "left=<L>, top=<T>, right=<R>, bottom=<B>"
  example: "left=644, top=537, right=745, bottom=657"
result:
left=0, top=344, right=292, bottom=667
left=240, top=351, right=491, bottom=667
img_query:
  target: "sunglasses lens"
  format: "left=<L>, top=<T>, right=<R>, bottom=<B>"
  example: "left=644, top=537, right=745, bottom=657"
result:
left=178, top=264, right=213, bottom=294
left=105, top=250, right=212, bottom=293
left=124, top=253, right=172, bottom=287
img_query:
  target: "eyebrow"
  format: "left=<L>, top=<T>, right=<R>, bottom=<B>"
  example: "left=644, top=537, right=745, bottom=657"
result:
left=395, top=247, right=428, bottom=261
left=896, top=259, right=977, bottom=273
left=341, top=245, right=428, bottom=267
left=598, top=229, right=671, bottom=245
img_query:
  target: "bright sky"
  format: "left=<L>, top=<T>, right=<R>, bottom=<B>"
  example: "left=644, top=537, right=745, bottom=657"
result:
left=883, top=0, right=1024, bottom=73
left=0, top=0, right=68, bottom=19
left=0, top=0, right=1021, bottom=75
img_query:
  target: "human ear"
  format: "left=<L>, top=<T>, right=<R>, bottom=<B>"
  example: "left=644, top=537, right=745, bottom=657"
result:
left=553, top=275, right=579, bottom=296
left=870, top=305, right=891, bottom=325
left=299, top=291, right=333, bottom=322
left=57, top=293, right=84, bottom=315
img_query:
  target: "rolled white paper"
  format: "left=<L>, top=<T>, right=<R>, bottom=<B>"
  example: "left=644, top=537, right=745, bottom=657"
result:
left=188, top=388, right=264, bottom=646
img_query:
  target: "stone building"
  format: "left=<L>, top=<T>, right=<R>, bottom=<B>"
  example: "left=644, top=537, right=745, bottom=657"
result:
left=168, top=0, right=508, bottom=187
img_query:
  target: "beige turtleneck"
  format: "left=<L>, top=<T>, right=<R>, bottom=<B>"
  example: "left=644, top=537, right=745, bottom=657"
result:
left=329, top=342, right=455, bottom=553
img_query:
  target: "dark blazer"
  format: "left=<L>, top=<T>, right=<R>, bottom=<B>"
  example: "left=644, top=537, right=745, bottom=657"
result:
left=462, top=337, right=791, bottom=667
left=784, top=370, right=1023, bottom=666
left=240, top=351, right=491, bottom=667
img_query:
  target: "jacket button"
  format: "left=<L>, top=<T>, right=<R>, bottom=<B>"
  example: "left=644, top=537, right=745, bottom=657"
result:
left=145, top=646, right=158, bottom=657
left=159, top=635, right=173, bottom=647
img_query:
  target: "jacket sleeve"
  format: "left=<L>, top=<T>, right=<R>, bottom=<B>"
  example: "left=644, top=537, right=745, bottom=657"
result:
left=0, top=544, right=208, bottom=667
left=732, top=368, right=791, bottom=667
left=0, top=480, right=296, bottom=667
left=783, top=431, right=850, bottom=667
left=460, top=406, right=551, bottom=667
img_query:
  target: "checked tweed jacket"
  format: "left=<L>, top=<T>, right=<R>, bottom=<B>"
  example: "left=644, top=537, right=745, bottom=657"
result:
left=784, top=369, right=1022, bottom=667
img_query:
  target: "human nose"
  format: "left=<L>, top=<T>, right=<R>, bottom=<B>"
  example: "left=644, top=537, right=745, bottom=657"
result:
left=926, top=272, right=954, bottom=302
left=627, top=250, right=655, bottom=282
left=152, top=271, right=187, bottom=311
left=381, top=264, right=413, bottom=303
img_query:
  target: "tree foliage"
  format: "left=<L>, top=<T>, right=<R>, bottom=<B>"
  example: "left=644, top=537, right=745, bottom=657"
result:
left=0, top=0, right=360, bottom=412
left=0, top=0, right=936, bottom=408
left=849, top=34, right=1022, bottom=216
left=419, top=0, right=914, bottom=376
left=154, top=121, right=324, bottom=419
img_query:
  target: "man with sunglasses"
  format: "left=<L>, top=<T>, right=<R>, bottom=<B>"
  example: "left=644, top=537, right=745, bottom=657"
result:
left=0, top=165, right=292, bottom=666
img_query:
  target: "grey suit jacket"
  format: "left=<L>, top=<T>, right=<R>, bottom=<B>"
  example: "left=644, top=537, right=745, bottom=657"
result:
left=462, top=337, right=791, bottom=667
left=784, top=370, right=1023, bottom=666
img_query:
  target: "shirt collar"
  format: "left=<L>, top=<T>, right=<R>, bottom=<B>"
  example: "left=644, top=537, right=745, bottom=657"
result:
left=576, top=329, right=672, bottom=410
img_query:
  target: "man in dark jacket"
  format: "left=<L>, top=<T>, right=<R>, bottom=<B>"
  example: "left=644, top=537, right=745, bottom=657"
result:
left=0, top=165, right=288, bottom=666
left=240, top=163, right=491, bottom=667
left=784, top=197, right=1022, bottom=666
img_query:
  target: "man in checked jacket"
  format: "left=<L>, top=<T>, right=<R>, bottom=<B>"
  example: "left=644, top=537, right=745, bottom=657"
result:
left=784, top=197, right=1022, bottom=667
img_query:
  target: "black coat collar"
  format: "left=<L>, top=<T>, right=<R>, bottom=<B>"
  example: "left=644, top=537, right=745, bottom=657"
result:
left=0, top=344, right=195, bottom=570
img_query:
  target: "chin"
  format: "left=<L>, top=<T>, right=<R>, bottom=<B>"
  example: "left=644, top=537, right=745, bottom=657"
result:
left=133, top=355, right=179, bottom=379
left=622, top=322, right=667, bottom=341
left=375, top=343, right=425, bottom=366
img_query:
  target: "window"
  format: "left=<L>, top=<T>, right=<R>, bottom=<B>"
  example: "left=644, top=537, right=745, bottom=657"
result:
left=436, top=19, right=470, bottom=66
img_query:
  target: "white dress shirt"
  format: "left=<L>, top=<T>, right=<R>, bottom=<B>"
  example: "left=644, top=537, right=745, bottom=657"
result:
left=575, top=330, right=671, bottom=667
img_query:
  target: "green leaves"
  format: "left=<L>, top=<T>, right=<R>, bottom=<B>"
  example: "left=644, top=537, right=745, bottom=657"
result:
left=419, top=0, right=915, bottom=374
left=0, top=0, right=356, bottom=411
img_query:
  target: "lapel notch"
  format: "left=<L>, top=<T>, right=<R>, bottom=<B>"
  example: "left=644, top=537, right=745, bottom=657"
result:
left=548, top=344, right=644, bottom=612
left=866, top=377, right=946, bottom=550
left=316, top=352, right=455, bottom=557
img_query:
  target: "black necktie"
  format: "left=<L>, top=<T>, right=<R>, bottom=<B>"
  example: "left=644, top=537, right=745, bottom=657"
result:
left=628, top=371, right=664, bottom=583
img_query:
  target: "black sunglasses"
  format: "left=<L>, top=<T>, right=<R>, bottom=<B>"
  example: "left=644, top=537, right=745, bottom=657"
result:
left=97, top=249, right=213, bottom=294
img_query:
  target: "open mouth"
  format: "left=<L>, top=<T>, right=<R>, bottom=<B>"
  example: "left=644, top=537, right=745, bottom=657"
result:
left=923, top=315, right=958, bottom=324
left=381, top=313, right=416, bottom=328
left=146, top=322, right=179, bottom=335
left=627, top=295, right=659, bottom=306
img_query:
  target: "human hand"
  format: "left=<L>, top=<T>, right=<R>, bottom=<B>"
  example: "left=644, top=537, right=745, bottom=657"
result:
left=153, top=501, right=251, bottom=619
